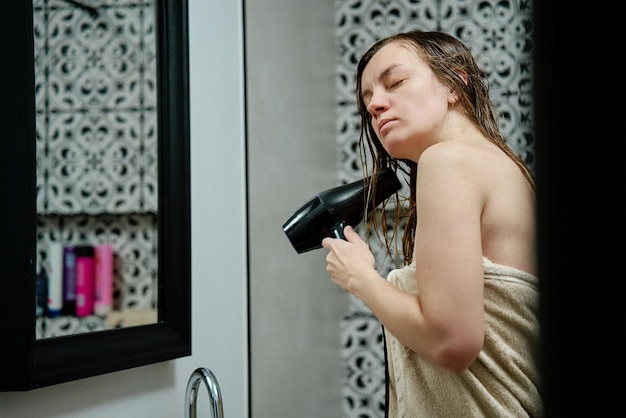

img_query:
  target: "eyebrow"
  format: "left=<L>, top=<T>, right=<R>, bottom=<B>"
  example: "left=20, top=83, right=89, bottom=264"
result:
left=361, top=63, right=403, bottom=100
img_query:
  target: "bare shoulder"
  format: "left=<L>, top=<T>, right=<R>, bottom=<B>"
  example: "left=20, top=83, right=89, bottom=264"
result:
left=416, top=140, right=496, bottom=183
left=418, top=140, right=471, bottom=165
left=417, top=140, right=524, bottom=186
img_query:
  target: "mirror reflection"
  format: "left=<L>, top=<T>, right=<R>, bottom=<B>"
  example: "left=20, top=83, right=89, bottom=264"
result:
left=33, top=0, right=159, bottom=339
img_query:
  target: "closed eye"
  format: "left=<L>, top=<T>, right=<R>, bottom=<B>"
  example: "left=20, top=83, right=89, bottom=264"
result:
left=390, top=79, right=405, bottom=88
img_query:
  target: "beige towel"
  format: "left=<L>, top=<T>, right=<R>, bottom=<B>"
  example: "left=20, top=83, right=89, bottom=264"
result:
left=384, top=257, right=542, bottom=417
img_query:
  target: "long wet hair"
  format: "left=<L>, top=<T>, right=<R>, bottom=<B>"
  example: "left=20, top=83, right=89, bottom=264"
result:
left=355, top=30, right=535, bottom=265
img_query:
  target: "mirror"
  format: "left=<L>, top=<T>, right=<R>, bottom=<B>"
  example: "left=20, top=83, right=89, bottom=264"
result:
left=33, top=0, right=161, bottom=338
left=0, top=0, right=191, bottom=390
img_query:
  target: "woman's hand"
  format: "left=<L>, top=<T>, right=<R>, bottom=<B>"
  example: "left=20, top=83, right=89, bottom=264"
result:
left=321, top=225, right=376, bottom=294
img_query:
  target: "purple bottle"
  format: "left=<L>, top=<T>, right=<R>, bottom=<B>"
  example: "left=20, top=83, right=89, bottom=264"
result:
left=62, top=246, right=77, bottom=315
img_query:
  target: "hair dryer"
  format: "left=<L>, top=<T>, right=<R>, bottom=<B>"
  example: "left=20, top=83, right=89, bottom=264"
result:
left=282, top=168, right=402, bottom=254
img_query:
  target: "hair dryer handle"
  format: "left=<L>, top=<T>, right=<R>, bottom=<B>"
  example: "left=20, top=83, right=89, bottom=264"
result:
left=329, top=221, right=347, bottom=240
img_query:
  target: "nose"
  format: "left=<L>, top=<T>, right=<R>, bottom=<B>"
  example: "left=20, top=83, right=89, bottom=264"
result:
left=366, top=89, right=388, bottom=118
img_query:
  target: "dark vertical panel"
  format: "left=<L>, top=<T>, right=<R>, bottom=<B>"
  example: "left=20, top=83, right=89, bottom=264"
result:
left=534, top=1, right=625, bottom=416
left=0, top=0, right=37, bottom=390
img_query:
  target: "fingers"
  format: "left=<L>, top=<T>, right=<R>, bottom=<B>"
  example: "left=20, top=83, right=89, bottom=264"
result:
left=342, top=225, right=361, bottom=243
left=323, top=226, right=360, bottom=247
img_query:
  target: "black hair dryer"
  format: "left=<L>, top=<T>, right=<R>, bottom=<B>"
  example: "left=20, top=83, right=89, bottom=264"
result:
left=282, top=168, right=402, bottom=254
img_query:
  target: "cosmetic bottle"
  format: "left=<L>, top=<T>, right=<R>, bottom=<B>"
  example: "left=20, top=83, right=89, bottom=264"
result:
left=47, top=242, right=63, bottom=317
left=75, top=245, right=95, bottom=317
left=94, top=244, right=113, bottom=316
left=62, top=246, right=77, bottom=315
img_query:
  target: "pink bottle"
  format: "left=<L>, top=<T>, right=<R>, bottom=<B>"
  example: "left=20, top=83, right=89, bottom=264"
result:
left=75, top=245, right=95, bottom=317
left=94, top=244, right=114, bottom=316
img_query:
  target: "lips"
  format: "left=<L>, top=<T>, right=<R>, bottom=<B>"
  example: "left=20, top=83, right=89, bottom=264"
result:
left=378, top=118, right=394, bottom=134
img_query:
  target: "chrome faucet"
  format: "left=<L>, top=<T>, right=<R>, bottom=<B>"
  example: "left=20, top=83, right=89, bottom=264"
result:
left=185, top=367, right=224, bottom=418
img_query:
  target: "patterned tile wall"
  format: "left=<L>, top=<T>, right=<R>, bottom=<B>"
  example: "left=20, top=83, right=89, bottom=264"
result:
left=335, top=0, right=535, bottom=416
left=32, top=0, right=158, bottom=338
left=33, top=0, right=158, bottom=215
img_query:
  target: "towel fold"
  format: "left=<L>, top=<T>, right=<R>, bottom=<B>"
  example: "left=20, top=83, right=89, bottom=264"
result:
left=384, top=257, right=542, bottom=417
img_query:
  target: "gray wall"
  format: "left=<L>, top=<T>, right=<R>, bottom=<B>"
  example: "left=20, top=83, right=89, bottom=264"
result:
left=245, top=1, right=349, bottom=417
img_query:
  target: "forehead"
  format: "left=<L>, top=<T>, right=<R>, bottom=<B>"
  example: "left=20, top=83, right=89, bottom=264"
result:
left=361, top=42, right=425, bottom=83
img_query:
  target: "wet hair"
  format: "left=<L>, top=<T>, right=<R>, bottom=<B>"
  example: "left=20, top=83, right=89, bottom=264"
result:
left=355, top=30, right=535, bottom=265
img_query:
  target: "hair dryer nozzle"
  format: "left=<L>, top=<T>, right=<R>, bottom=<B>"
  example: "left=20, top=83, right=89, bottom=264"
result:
left=282, top=168, right=402, bottom=253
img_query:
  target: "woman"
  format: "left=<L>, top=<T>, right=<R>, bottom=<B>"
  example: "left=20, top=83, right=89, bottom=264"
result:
left=322, top=31, right=542, bottom=417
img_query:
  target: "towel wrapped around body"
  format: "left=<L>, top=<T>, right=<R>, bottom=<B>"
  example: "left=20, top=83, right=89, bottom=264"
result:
left=384, top=257, right=542, bottom=418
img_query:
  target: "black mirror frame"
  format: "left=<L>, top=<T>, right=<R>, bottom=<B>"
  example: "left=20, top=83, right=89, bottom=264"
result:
left=0, top=0, right=191, bottom=390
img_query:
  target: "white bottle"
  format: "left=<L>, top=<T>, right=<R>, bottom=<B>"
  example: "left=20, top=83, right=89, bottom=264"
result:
left=47, top=242, right=64, bottom=317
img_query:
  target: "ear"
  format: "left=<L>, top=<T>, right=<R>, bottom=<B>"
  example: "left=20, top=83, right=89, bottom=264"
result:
left=448, top=87, right=459, bottom=104
left=448, top=68, right=469, bottom=104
